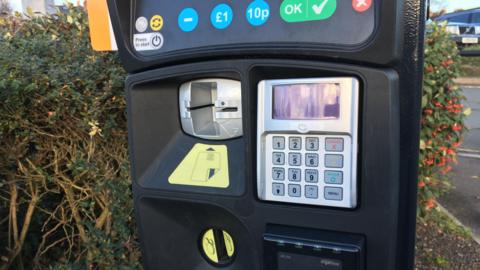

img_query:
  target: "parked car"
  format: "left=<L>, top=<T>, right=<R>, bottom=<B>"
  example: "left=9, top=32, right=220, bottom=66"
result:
left=434, top=8, right=480, bottom=48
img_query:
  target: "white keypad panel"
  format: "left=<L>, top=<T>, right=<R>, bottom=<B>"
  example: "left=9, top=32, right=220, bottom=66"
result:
left=264, top=134, right=354, bottom=208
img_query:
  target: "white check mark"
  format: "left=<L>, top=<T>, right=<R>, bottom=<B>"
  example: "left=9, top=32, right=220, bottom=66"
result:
left=312, top=0, right=329, bottom=15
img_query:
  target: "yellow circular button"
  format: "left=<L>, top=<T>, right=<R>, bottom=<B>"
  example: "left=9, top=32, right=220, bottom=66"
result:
left=150, top=15, right=164, bottom=31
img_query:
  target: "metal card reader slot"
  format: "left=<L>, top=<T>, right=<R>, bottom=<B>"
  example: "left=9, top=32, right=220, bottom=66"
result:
left=179, top=79, right=242, bottom=140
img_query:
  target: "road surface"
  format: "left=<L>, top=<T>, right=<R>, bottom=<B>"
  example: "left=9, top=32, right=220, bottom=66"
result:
left=439, top=86, right=480, bottom=239
left=462, top=86, right=480, bottom=151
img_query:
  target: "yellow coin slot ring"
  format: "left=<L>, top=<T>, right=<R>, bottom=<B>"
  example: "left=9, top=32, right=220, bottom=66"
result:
left=200, top=228, right=235, bottom=266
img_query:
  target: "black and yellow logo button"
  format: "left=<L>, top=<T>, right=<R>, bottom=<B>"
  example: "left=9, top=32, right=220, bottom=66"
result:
left=150, top=15, right=164, bottom=31
left=200, top=228, right=235, bottom=266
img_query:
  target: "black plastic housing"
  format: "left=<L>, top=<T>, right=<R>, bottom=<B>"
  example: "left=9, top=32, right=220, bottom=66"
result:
left=126, top=59, right=401, bottom=269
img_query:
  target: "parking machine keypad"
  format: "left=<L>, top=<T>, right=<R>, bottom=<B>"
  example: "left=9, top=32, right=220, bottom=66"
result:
left=266, top=135, right=351, bottom=207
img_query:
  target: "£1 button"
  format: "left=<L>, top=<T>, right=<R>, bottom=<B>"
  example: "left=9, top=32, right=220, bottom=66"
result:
left=211, top=3, right=233, bottom=29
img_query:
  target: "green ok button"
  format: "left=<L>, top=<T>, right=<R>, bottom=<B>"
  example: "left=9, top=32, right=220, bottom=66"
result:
left=280, top=0, right=337, bottom=22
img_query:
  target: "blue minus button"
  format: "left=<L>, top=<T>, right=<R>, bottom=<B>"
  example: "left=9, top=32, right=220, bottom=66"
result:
left=178, top=8, right=199, bottom=32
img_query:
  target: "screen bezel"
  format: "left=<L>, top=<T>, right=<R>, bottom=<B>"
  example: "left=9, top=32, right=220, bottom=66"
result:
left=258, top=77, right=358, bottom=135
left=256, top=77, right=359, bottom=208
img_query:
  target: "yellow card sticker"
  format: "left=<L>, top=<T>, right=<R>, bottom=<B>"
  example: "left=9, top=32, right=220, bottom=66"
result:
left=150, top=15, right=164, bottom=31
left=168, top=144, right=229, bottom=188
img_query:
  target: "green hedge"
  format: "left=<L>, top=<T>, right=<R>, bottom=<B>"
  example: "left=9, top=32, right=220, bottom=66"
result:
left=418, top=22, right=468, bottom=216
left=0, top=8, right=468, bottom=269
left=0, top=8, right=140, bottom=269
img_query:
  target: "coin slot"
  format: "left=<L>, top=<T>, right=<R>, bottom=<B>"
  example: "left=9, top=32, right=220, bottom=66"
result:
left=200, top=228, right=235, bottom=266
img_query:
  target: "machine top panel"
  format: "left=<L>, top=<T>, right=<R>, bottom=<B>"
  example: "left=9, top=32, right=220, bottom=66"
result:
left=132, top=0, right=375, bottom=55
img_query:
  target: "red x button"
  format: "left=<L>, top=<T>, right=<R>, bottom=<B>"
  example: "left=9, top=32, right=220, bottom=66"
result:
left=352, top=0, right=372, bottom=13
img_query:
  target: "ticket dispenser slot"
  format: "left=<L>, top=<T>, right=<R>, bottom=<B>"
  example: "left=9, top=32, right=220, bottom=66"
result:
left=179, top=79, right=242, bottom=140
left=257, top=77, right=359, bottom=208
left=263, top=225, right=365, bottom=270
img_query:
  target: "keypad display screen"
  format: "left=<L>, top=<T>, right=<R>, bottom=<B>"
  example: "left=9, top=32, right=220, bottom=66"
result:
left=132, top=0, right=375, bottom=54
left=273, top=83, right=341, bottom=120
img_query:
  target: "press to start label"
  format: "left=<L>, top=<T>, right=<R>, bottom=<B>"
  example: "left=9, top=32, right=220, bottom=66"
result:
left=133, top=33, right=164, bottom=51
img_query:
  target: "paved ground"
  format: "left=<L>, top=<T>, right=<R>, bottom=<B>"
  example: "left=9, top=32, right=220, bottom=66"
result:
left=439, top=156, right=480, bottom=238
left=461, top=86, right=480, bottom=151
left=439, top=86, right=480, bottom=239
left=455, top=77, right=480, bottom=86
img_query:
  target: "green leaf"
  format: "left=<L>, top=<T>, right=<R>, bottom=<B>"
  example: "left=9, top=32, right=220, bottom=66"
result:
left=420, top=140, right=426, bottom=150
left=463, top=107, right=472, bottom=116
left=421, top=96, right=428, bottom=108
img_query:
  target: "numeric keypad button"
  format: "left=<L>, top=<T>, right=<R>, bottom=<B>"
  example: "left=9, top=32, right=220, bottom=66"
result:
left=288, top=153, right=302, bottom=166
left=272, top=168, right=285, bottom=181
left=272, top=152, right=285, bottom=165
left=306, top=137, right=319, bottom=151
left=305, top=153, right=319, bottom=167
left=288, top=168, right=301, bottom=182
left=272, top=136, right=285, bottom=150
left=272, top=183, right=285, bottom=196
left=288, top=184, right=301, bottom=197
left=305, top=169, right=319, bottom=183
left=289, top=137, right=302, bottom=150
left=305, top=185, right=319, bottom=199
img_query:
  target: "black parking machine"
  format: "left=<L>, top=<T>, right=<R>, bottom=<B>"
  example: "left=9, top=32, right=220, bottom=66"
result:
left=107, top=0, right=426, bottom=269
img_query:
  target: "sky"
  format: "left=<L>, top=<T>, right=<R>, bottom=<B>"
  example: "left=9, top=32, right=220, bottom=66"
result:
left=9, top=0, right=21, bottom=12
left=8, top=0, right=81, bottom=13
left=431, top=0, right=479, bottom=13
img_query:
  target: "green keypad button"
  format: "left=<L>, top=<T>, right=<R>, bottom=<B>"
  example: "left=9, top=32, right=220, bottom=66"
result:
left=280, top=0, right=337, bottom=23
